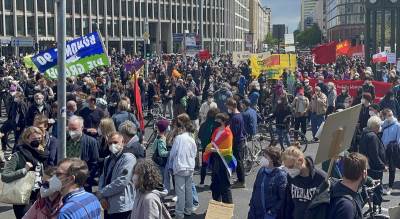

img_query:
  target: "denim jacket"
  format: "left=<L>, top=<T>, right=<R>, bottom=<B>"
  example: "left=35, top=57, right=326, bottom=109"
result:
left=248, top=167, right=288, bottom=219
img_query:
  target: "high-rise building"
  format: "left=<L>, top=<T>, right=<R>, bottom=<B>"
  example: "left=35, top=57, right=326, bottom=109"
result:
left=272, top=24, right=287, bottom=40
left=0, top=0, right=250, bottom=56
left=300, top=0, right=318, bottom=31
left=326, top=0, right=365, bottom=41
left=249, top=0, right=271, bottom=52
left=313, top=0, right=327, bottom=39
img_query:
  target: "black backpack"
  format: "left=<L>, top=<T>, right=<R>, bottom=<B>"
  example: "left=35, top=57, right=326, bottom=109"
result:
left=305, top=178, right=357, bottom=219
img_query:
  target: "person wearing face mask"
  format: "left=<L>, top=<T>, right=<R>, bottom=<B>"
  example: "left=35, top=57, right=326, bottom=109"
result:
left=96, top=118, right=116, bottom=175
left=55, top=158, right=101, bottom=219
left=248, top=147, right=287, bottom=219
left=292, top=88, right=309, bottom=140
left=326, top=82, right=337, bottom=115
left=336, top=86, right=351, bottom=110
left=226, top=98, right=246, bottom=188
left=359, top=116, right=386, bottom=184
left=303, top=79, right=313, bottom=100
left=23, top=167, right=63, bottom=219
left=328, top=153, right=368, bottom=219
left=25, top=93, right=51, bottom=127
left=66, top=116, right=99, bottom=192
left=160, top=77, right=174, bottom=118
left=199, top=91, right=218, bottom=124
left=379, top=90, right=400, bottom=118
left=202, top=113, right=236, bottom=204
left=79, top=95, right=106, bottom=137
left=362, top=77, right=376, bottom=101
left=358, top=93, right=373, bottom=131
left=380, top=109, right=400, bottom=195
left=310, top=86, right=327, bottom=141
left=97, top=132, right=136, bottom=219
left=281, top=146, right=326, bottom=219
left=2, top=127, right=49, bottom=219
left=316, top=75, right=329, bottom=96
left=32, top=115, right=58, bottom=166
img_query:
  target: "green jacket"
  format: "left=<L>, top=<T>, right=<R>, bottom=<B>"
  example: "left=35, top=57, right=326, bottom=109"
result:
left=152, top=136, right=169, bottom=158
left=1, top=151, right=29, bottom=183
left=198, top=119, right=215, bottom=150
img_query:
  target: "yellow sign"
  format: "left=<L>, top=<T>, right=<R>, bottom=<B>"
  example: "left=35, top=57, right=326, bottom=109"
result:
left=249, top=54, right=297, bottom=79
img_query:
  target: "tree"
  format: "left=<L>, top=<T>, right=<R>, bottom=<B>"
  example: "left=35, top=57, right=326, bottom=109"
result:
left=264, top=33, right=278, bottom=46
left=295, top=24, right=322, bottom=48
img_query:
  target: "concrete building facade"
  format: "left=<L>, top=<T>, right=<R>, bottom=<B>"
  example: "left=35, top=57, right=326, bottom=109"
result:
left=249, top=0, right=270, bottom=52
left=0, top=0, right=252, bottom=55
left=300, top=0, right=318, bottom=31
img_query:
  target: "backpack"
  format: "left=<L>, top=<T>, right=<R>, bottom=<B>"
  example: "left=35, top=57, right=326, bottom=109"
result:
left=305, top=178, right=358, bottom=219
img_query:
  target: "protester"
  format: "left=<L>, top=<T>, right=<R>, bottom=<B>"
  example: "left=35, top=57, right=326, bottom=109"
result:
left=242, top=98, right=257, bottom=138
left=23, top=167, right=63, bottom=219
left=119, top=120, right=146, bottom=159
left=56, top=158, right=101, bottom=219
left=96, top=118, right=116, bottom=173
left=26, top=93, right=51, bottom=127
left=112, top=99, right=139, bottom=130
left=199, top=91, right=218, bottom=124
left=98, top=132, right=136, bottom=219
left=186, top=90, right=200, bottom=130
left=310, top=86, right=327, bottom=141
left=336, top=86, right=351, bottom=110
left=32, top=115, right=58, bottom=166
left=326, top=82, right=337, bottom=115
left=282, top=146, right=326, bottom=219
left=292, top=88, right=309, bottom=139
left=248, top=147, right=287, bottom=219
left=274, top=96, right=292, bottom=149
left=2, top=127, right=48, bottom=219
left=152, top=119, right=170, bottom=187
left=66, top=116, right=99, bottom=192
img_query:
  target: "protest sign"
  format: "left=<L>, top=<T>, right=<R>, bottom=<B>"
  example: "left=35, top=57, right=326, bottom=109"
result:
left=30, top=32, right=110, bottom=79
left=372, top=52, right=388, bottom=63
left=314, top=104, right=362, bottom=164
left=205, top=200, right=234, bottom=219
left=232, top=51, right=251, bottom=65
left=308, top=79, right=392, bottom=103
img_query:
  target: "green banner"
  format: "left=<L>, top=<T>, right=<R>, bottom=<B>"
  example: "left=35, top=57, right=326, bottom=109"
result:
left=43, top=53, right=110, bottom=79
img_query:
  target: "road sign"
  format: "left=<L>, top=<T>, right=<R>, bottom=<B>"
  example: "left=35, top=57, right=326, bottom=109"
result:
left=11, top=37, right=34, bottom=47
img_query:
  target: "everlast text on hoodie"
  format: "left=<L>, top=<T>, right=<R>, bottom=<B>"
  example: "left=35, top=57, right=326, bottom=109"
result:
left=284, top=157, right=327, bottom=219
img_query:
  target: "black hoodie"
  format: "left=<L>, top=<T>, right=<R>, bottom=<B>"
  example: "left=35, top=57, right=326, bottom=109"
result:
left=359, top=128, right=386, bottom=172
left=283, top=157, right=327, bottom=219
left=328, top=181, right=363, bottom=219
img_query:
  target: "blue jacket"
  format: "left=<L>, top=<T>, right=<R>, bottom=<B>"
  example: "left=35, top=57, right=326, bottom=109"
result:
left=112, top=111, right=139, bottom=130
left=381, top=118, right=400, bottom=146
left=249, top=90, right=260, bottom=107
left=380, top=98, right=400, bottom=117
left=44, top=132, right=58, bottom=166
left=248, top=167, right=287, bottom=219
left=98, top=152, right=136, bottom=214
left=242, top=107, right=257, bottom=136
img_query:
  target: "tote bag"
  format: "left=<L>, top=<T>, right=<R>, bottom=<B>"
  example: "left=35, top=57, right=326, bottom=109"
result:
left=0, top=171, right=36, bottom=204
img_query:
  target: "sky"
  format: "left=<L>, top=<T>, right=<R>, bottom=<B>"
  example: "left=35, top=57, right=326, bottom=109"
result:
left=262, top=0, right=301, bottom=33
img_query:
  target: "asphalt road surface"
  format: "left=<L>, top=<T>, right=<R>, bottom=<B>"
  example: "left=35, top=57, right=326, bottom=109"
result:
left=0, top=120, right=399, bottom=219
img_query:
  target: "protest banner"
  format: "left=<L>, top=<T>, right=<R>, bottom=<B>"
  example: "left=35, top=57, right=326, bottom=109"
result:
left=29, top=31, right=110, bottom=79
left=232, top=51, right=251, bottom=65
left=198, top=50, right=211, bottom=61
left=314, top=104, right=362, bottom=164
left=205, top=200, right=234, bottom=219
left=264, top=54, right=297, bottom=79
left=309, top=79, right=392, bottom=103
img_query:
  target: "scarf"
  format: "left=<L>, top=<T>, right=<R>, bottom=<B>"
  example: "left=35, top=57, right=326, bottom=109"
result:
left=16, top=144, right=49, bottom=166
left=203, top=126, right=237, bottom=176
left=36, top=194, right=63, bottom=217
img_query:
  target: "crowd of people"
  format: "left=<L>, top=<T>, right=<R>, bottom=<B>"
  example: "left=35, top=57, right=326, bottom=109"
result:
left=0, top=51, right=398, bottom=219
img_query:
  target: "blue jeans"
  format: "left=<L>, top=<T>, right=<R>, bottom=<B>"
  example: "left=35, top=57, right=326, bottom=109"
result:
left=311, top=113, right=325, bottom=138
left=276, top=127, right=290, bottom=148
left=192, top=183, right=199, bottom=206
left=174, top=174, right=193, bottom=218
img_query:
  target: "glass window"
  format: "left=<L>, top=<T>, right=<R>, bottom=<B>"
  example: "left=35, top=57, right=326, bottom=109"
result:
left=83, top=18, right=89, bottom=34
left=75, top=0, right=81, bottom=14
left=122, top=1, right=126, bottom=17
left=99, top=19, right=105, bottom=36
left=48, top=17, right=55, bottom=36
left=154, top=4, right=158, bottom=18
left=114, top=20, right=120, bottom=36
left=136, top=21, right=140, bottom=37
left=91, top=20, right=97, bottom=32
left=107, top=0, right=112, bottom=16
left=107, top=20, right=112, bottom=36
left=5, top=1, right=13, bottom=11
left=47, top=0, right=54, bottom=13
left=66, top=18, right=73, bottom=36
left=91, top=0, right=97, bottom=15
left=99, top=0, right=104, bottom=15
left=83, top=0, right=89, bottom=14
left=27, top=0, right=34, bottom=11
left=129, top=20, right=134, bottom=36
left=38, top=17, right=46, bottom=35
left=0, top=16, right=3, bottom=36
left=17, top=16, right=25, bottom=35
left=114, top=0, right=120, bottom=16
left=38, top=0, right=45, bottom=12
left=75, top=18, right=81, bottom=35
left=135, top=2, right=140, bottom=17
left=166, top=5, right=170, bottom=18
left=149, top=3, right=153, bottom=18
left=128, top=2, right=133, bottom=17
left=141, top=3, right=145, bottom=17
left=6, top=16, right=14, bottom=35
left=16, top=0, right=24, bottom=11
left=122, top=20, right=127, bottom=36
left=67, top=1, right=73, bottom=14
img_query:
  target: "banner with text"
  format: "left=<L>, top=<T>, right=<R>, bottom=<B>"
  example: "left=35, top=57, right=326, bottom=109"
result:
left=309, top=79, right=392, bottom=103
left=30, top=32, right=110, bottom=79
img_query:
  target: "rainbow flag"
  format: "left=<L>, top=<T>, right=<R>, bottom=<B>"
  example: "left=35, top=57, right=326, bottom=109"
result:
left=203, top=126, right=237, bottom=176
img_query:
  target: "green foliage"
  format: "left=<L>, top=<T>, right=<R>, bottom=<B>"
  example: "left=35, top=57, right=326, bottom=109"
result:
left=295, top=24, right=322, bottom=48
left=264, top=32, right=278, bottom=46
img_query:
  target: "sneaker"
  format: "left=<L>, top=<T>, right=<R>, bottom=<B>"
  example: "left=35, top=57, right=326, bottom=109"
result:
left=384, top=188, right=392, bottom=196
left=191, top=204, right=199, bottom=212
left=231, top=181, right=246, bottom=189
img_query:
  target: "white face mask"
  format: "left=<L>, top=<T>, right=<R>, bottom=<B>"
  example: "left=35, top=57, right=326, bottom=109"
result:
left=109, top=144, right=120, bottom=154
left=361, top=99, right=366, bottom=105
left=227, top=109, right=233, bottom=114
left=387, top=116, right=394, bottom=123
left=285, top=168, right=301, bottom=178
left=69, top=130, right=81, bottom=140
left=40, top=175, right=62, bottom=198
left=260, top=157, right=270, bottom=167
left=369, top=111, right=376, bottom=117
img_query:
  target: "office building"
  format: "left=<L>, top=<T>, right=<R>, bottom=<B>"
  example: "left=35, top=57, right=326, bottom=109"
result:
left=249, top=0, right=271, bottom=52
left=300, top=0, right=318, bottom=31
left=0, top=0, right=251, bottom=55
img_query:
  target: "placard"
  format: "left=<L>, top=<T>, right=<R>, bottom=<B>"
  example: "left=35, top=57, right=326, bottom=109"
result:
left=205, top=200, right=234, bottom=219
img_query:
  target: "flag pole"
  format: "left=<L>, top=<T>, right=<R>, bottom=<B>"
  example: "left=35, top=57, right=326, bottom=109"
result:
left=57, top=0, right=67, bottom=160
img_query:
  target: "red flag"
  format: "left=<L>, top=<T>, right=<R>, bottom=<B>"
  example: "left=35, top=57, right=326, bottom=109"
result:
left=132, top=71, right=145, bottom=131
left=336, top=40, right=351, bottom=56
left=312, top=41, right=337, bottom=64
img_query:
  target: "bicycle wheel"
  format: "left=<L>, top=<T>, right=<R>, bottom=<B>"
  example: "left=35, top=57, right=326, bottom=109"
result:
left=289, top=129, right=309, bottom=153
left=243, top=142, right=254, bottom=175
left=146, top=131, right=157, bottom=149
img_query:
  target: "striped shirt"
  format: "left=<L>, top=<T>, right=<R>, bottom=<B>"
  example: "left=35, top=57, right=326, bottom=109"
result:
left=57, top=188, right=101, bottom=219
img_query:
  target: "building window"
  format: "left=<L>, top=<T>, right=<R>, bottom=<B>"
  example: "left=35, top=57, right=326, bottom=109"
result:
left=98, top=19, right=105, bottom=35
left=114, top=0, right=120, bottom=16
left=149, top=3, right=153, bottom=18
left=122, top=20, right=127, bottom=36
left=114, top=20, right=120, bottom=36
left=83, top=0, right=89, bottom=14
left=38, top=0, right=45, bottom=12
left=83, top=18, right=89, bottom=34
left=48, top=17, right=55, bottom=36
left=47, top=0, right=54, bottom=13
left=67, top=2, right=73, bottom=14
left=0, top=16, right=3, bottom=35
left=5, top=1, right=13, bottom=11
left=122, top=0, right=126, bottom=17
left=27, top=1, right=34, bottom=11
left=128, top=1, right=133, bottom=18
left=26, top=16, right=35, bottom=36
left=76, top=0, right=81, bottom=14
left=107, top=19, right=112, bottom=36
left=75, top=18, right=82, bottom=35
left=66, top=18, right=73, bottom=36
left=99, top=0, right=104, bottom=15
left=38, top=17, right=46, bottom=36
left=91, top=0, right=97, bottom=15
left=128, top=20, right=134, bottom=36
left=5, top=16, right=13, bottom=36
left=135, top=2, right=140, bottom=17
left=136, top=21, right=140, bottom=37
left=107, top=0, right=112, bottom=16
left=166, top=5, right=170, bottom=18
left=17, top=16, right=25, bottom=35
left=16, top=0, right=24, bottom=11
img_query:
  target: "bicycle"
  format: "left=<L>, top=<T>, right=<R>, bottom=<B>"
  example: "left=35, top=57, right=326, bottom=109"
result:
left=145, top=116, right=170, bottom=150
left=243, top=133, right=269, bottom=175
left=362, top=182, right=389, bottom=219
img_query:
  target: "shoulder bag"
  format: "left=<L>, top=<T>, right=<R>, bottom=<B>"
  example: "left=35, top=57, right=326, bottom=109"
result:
left=0, top=171, right=36, bottom=204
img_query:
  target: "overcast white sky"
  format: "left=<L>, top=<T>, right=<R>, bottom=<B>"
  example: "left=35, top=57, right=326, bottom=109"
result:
left=262, top=0, right=301, bottom=33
